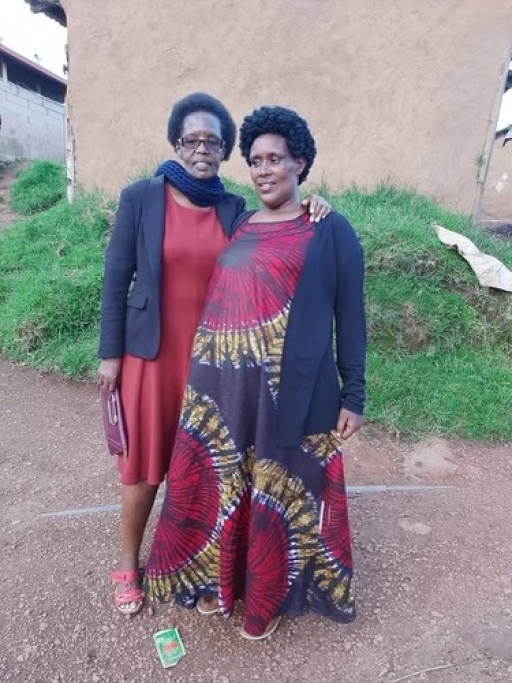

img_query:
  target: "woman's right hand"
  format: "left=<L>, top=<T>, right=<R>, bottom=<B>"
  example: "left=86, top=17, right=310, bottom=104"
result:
left=97, top=358, right=122, bottom=391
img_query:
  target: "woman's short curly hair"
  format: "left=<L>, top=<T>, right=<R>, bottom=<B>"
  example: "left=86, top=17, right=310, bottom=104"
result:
left=167, top=92, right=237, bottom=160
left=239, top=105, right=316, bottom=184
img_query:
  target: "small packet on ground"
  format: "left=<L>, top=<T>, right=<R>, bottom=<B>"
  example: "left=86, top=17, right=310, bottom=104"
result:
left=153, top=627, right=186, bottom=668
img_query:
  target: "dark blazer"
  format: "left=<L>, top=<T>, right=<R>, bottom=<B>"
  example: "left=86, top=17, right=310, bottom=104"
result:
left=98, top=175, right=246, bottom=360
left=277, top=212, right=366, bottom=447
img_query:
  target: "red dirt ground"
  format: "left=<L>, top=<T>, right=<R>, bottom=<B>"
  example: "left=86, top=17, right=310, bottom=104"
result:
left=1, top=358, right=511, bottom=683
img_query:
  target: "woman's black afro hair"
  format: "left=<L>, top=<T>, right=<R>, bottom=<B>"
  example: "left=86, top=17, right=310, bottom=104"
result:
left=167, top=92, right=237, bottom=160
left=239, top=105, right=316, bottom=184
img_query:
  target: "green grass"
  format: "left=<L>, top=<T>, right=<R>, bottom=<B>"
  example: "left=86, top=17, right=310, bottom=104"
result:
left=368, top=349, right=511, bottom=440
left=1, top=163, right=511, bottom=440
left=339, top=185, right=512, bottom=355
left=9, top=160, right=66, bottom=214
left=0, top=187, right=108, bottom=378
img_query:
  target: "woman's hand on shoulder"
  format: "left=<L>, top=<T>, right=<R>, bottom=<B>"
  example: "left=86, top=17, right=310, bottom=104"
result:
left=97, top=358, right=122, bottom=391
left=301, top=194, right=332, bottom=222
left=336, top=408, right=364, bottom=440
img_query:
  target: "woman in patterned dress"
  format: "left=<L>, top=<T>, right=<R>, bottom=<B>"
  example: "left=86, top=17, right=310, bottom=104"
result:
left=145, top=106, right=366, bottom=639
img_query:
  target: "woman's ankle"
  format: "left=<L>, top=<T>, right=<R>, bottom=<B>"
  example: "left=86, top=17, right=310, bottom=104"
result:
left=118, top=552, right=139, bottom=572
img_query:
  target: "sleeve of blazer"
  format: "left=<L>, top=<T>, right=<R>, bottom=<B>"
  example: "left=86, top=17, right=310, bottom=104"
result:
left=332, top=214, right=367, bottom=414
left=98, top=186, right=138, bottom=359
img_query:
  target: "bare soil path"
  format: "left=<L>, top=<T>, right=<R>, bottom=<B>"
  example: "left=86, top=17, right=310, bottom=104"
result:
left=0, top=355, right=511, bottom=683
left=0, top=162, right=24, bottom=230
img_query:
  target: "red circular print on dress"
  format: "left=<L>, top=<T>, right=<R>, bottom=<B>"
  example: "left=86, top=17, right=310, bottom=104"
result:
left=150, top=429, right=220, bottom=574
left=242, top=495, right=290, bottom=637
left=203, top=216, right=312, bottom=331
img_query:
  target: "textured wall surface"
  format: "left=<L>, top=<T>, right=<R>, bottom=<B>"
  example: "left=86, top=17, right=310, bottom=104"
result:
left=0, top=79, right=66, bottom=162
left=61, top=0, right=512, bottom=213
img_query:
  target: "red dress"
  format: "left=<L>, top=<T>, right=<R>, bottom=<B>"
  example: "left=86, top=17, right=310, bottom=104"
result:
left=118, top=188, right=228, bottom=485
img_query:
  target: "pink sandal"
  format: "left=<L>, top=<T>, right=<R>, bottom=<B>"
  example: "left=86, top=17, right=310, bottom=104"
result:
left=111, top=570, right=143, bottom=615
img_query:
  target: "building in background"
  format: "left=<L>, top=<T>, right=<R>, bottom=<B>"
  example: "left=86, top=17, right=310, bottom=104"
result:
left=0, top=43, right=66, bottom=163
left=26, top=0, right=511, bottom=218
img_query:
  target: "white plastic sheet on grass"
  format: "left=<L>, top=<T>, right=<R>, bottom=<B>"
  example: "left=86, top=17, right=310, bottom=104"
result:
left=434, top=224, right=512, bottom=292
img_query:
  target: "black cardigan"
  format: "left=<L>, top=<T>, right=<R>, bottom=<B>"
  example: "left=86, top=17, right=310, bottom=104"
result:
left=277, top=211, right=366, bottom=447
left=98, top=175, right=245, bottom=359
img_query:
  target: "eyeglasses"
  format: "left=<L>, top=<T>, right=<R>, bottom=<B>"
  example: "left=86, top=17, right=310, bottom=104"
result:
left=179, top=136, right=224, bottom=152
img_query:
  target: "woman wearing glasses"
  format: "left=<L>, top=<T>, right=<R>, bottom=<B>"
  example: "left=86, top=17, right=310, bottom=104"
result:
left=97, top=93, right=331, bottom=615
left=145, top=105, right=366, bottom=639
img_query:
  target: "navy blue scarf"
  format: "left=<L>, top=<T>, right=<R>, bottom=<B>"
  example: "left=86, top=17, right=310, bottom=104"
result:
left=155, top=160, right=226, bottom=207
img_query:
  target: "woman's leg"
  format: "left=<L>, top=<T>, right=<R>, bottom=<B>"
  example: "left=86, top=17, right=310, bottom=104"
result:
left=111, top=481, right=158, bottom=614
left=119, top=481, right=159, bottom=571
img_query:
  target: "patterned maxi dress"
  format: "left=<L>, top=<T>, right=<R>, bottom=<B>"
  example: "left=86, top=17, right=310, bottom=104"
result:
left=145, top=213, right=356, bottom=636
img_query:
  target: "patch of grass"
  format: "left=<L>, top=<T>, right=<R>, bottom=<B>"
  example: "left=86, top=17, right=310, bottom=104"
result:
left=0, top=175, right=510, bottom=440
left=367, top=349, right=511, bottom=441
left=0, top=192, right=108, bottom=378
left=314, top=183, right=512, bottom=358
left=9, top=160, right=66, bottom=215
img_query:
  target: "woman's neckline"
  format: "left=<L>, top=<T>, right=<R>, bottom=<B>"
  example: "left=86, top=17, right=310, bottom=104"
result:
left=166, top=183, right=213, bottom=212
left=247, top=209, right=308, bottom=224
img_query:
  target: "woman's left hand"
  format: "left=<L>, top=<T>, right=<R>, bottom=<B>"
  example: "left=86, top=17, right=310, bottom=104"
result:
left=302, top=194, right=332, bottom=222
left=336, top=408, right=364, bottom=440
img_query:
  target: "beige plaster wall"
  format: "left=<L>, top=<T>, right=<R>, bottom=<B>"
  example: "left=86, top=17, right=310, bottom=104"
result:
left=61, top=0, right=512, bottom=213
